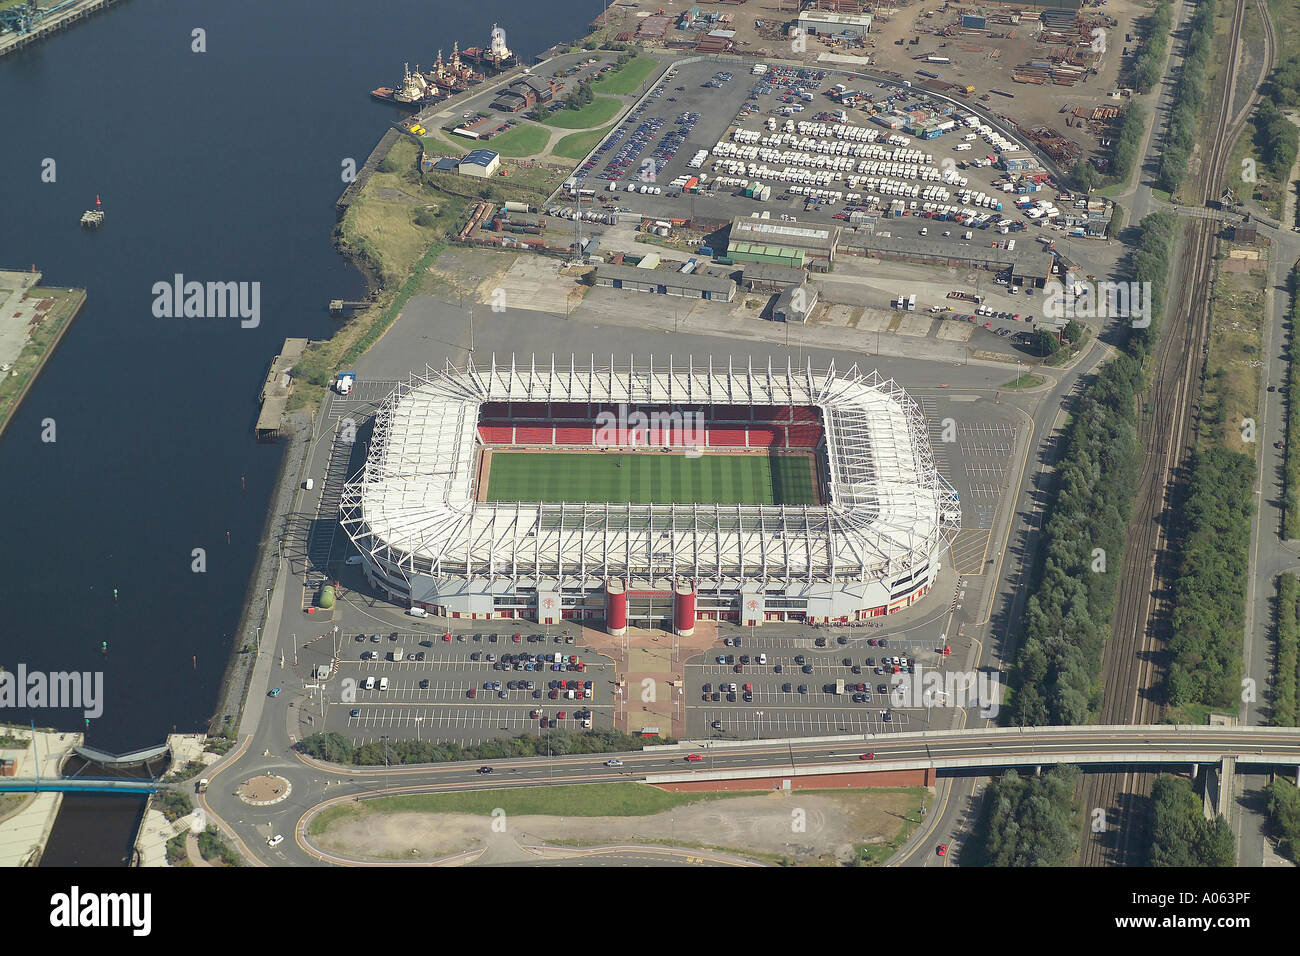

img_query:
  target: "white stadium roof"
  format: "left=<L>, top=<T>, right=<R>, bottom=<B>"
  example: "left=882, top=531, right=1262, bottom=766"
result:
left=340, top=355, right=959, bottom=585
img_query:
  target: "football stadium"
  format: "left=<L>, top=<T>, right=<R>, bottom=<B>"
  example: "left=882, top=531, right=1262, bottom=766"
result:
left=340, top=356, right=959, bottom=635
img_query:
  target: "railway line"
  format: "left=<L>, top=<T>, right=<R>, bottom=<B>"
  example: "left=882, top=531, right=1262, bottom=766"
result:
left=1076, top=0, right=1269, bottom=867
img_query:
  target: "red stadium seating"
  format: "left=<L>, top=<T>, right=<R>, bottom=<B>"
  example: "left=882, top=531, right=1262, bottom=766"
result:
left=747, top=427, right=781, bottom=448
left=514, top=426, right=555, bottom=444
left=751, top=407, right=790, bottom=422
left=787, top=425, right=824, bottom=448
left=554, top=426, right=595, bottom=445
left=478, top=425, right=515, bottom=444
left=480, top=402, right=510, bottom=418
left=791, top=406, right=821, bottom=422
left=705, top=428, right=749, bottom=447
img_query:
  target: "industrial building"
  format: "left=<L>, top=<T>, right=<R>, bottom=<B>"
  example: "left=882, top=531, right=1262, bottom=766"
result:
left=729, top=242, right=806, bottom=270
left=592, top=264, right=736, bottom=301
left=839, top=231, right=1058, bottom=286
left=797, top=10, right=873, bottom=38
left=458, top=148, right=501, bottom=178
left=729, top=216, right=841, bottom=263
left=740, top=263, right=808, bottom=293
left=772, top=281, right=818, bottom=323
left=341, top=356, right=958, bottom=630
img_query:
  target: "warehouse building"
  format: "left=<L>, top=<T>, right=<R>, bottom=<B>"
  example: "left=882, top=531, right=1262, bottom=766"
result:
left=797, top=10, right=873, bottom=37
left=772, top=281, right=818, bottom=323
left=729, top=216, right=840, bottom=263
left=592, top=264, right=736, bottom=301
left=740, top=263, right=808, bottom=292
left=459, top=148, right=501, bottom=178
left=730, top=242, right=806, bottom=270
left=840, top=231, right=1057, bottom=285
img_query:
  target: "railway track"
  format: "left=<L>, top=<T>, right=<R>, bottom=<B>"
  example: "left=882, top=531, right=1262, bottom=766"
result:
left=1076, top=0, right=1267, bottom=867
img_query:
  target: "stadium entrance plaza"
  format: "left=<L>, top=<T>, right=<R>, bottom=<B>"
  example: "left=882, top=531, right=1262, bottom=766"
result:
left=276, top=288, right=1053, bottom=747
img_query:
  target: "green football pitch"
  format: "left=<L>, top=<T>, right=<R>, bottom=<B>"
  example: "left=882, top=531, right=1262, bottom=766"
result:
left=484, top=452, right=820, bottom=506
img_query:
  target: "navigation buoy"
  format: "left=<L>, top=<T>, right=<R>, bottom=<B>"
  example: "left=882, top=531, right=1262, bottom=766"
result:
left=101, top=641, right=107, bottom=654
left=227, top=531, right=231, bottom=543
left=113, top=588, right=118, bottom=602
left=193, top=655, right=197, bottom=671
left=241, top=475, right=246, bottom=491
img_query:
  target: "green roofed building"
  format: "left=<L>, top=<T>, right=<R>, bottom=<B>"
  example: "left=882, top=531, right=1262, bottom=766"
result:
left=727, top=242, right=806, bottom=269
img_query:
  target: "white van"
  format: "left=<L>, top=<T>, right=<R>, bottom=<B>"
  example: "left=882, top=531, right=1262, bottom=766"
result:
left=378, top=677, right=389, bottom=691
left=391, top=648, right=404, bottom=662
left=407, top=606, right=428, bottom=618
left=364, top=676, right=375, bottom=690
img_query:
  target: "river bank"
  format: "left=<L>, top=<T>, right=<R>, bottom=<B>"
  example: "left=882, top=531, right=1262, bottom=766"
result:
left=0, top=277, right=85, bottom=439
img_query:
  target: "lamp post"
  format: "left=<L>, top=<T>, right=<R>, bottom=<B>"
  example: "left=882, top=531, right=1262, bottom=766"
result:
left=380, top=735, right=389, bottom=793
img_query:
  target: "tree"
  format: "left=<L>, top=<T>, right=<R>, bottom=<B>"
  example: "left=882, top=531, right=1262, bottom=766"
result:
left=1032, top=328, right=1061, bottom=355
left=1063, top=319, right=1084, bottom=345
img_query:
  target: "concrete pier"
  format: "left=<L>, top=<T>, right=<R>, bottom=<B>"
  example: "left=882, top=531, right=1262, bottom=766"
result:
left=0, top=0, right=130, bottom=60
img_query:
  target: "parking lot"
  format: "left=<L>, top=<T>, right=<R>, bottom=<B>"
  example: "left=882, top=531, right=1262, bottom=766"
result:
left=317, top=630, right=617, bottom=746
left=681, top=639, right=956, bottom=739
left=567, top=59, right=1077, bottom=259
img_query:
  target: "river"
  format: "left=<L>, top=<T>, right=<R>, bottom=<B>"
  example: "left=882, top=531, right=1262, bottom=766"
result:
left=0, top=0, right=598, bottom=864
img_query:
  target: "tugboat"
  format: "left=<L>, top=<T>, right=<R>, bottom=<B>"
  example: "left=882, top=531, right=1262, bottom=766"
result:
left=461, top=23, right=519, bottom=75
left=80, top=195, right=104, bottom=230
left=370, top=62, right=441, bottom=107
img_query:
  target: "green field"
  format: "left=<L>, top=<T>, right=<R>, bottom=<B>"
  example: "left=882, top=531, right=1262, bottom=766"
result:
left=543, top=96, right=624, bottom=129
left=485, top=452, right=819, bottom=505
left=553, top=124, right=616, bottom=159
left=590, top=55, right=661, bottom=95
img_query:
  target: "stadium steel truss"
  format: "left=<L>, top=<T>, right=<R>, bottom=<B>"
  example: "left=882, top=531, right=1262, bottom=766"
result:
left=340, top=355, right=960, bottom=619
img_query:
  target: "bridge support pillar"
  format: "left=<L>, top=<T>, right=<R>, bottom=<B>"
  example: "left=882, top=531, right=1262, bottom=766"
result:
left=1190, top=763, right=1198, bottom=779
left=1034, top=765, right=1041, bottom=776
left=1217, top=756, right=1235, bottom=823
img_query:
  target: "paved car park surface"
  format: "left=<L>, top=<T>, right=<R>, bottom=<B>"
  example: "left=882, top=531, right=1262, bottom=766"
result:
left=322, top=630, right=615, bottom=746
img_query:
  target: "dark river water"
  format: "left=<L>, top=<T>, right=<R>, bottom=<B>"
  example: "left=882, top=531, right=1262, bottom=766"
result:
left=0, top=0, right=598, bottom=863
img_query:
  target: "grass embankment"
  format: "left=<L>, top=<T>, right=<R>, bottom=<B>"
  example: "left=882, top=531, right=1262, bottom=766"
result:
left=310, top=783, right=728, bottom=836
left=0, top=287, right=82, bottom=437
left=1273, top=572, right=1300, bottom=725
left=554, top=124, right=615, bottom=160
left=1158, top=0, right=1217, bottom=199
left=543, top=96, right=624, bottom=129
left=298, top=728, right=675, bottom=766
left=1198, top=259, right=1265, bottom=451
left=590, top=54, right=660, bottom=95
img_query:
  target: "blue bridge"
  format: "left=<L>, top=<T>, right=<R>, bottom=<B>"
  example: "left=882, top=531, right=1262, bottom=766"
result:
left=0, top=777, right=160, bottom=794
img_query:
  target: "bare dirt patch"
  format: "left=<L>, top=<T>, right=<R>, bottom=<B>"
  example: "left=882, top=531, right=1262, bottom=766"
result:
left=312, top=789, right=923, bottom=865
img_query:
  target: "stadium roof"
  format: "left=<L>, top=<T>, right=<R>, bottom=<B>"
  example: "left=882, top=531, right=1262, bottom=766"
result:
left=341, top=356, right=958, bottom=585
